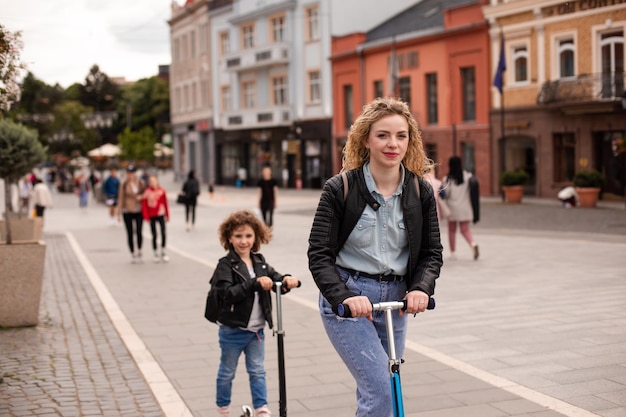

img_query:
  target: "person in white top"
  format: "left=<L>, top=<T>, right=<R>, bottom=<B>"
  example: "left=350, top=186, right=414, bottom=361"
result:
left=31, top=178, right=53, bottom=220
left=441, top=156, right=479, bottom=260
left=18, top=175, right=32, bottom=216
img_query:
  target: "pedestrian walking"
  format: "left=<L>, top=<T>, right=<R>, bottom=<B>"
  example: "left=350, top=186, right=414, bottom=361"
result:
left=88, top=170, right=99, bottom=198
left=307, top=97, right=443, bottom=417
left=181, top=170, right=200, bottom=231
left=18, top=175, right=32, bottom=216
left=103, top=168, right=120, bottom=225
left=31, top=178, right=53, bottom=221
left=441, top=156, right=480, bottom=260
left=117, top=165, right=146, bottom=263
left=257, top=165, right=278, bottom=227
left=75, top=173, right=90, bottom=209
left=142, top=175, right=170, bottom=263
left=210, top=210, right=299, bottom=417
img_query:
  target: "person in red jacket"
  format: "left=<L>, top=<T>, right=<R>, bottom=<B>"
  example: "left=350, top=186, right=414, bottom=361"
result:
left=142, top=175, right=170, bottom=262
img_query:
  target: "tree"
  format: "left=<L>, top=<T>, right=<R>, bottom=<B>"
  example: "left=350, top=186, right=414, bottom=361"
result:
left=0, top=24, right=25, bottom=112
left=117, top=126, right=156, bottom=166
left=80, top=65, right=119, bottom=111
left=0, top=119, right=46, bottom=244
left=48, top=100, right=97, bottom=156
left=118, top=76, right=170, bottom=140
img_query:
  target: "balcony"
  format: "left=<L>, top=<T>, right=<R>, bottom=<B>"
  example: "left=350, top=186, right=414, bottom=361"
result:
left=220, top=106, right=291, bottom=130
left=222, top=43, right=289, bottom=72
left=537, top=72, right=624, bottom=106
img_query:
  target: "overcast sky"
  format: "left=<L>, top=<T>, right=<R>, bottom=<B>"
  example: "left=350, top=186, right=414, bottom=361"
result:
left=1, top=0, right=182, bottom=88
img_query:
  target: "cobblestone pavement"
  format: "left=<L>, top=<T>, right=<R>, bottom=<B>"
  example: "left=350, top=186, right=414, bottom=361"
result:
left=0, top=235, right=164, bottom=417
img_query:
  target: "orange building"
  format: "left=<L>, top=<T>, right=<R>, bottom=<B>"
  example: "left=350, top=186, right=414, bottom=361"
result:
left=331, top=0, right=493, bottom=194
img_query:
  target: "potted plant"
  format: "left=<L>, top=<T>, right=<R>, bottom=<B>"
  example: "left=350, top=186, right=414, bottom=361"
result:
left=573, top=169, right=604, bottom=208
left=0, top=118, right=47, bottom=327
left=499, top=169, right=530, bottom=204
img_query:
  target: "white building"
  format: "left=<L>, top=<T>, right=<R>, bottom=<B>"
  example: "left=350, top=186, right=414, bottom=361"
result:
left=170, top=0, right=419, bottom=187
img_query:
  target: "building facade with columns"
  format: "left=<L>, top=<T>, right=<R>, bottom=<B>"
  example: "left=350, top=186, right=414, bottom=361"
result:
left=483, top=0, right=626, bottom=199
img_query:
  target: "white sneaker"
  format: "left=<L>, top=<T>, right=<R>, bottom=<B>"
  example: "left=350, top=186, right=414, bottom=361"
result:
left=136, top=251, right=143, bottom=263
left=217, top=405, right=230, bottom=417
left=153, top=251, right=160, bottom=263
left=131, top=252, right=136, bottom=263
left=254, top=404, right=271, bottom=416
left=161, top=250, right=169, bottom=263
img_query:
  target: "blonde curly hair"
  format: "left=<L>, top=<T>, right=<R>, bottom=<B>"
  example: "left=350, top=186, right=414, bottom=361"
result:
left=342, top=97, right=433, bottom=176
left=218, top=210, right=271, bottom=252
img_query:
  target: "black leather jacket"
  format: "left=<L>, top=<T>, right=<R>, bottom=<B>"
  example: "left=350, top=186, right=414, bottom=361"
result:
left=307, top=167, right=443, bottom=311
left=211, top=249, right=288, bottom=329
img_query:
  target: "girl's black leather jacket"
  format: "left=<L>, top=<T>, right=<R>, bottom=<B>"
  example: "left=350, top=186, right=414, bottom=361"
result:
left=307, top=167, right=443, bottom=311
left=211, top=249, right=288, bottom=329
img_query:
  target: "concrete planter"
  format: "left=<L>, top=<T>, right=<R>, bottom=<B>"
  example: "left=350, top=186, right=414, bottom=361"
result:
left=502, top=185, right=524, bottom=204
left=0, top=241, right=46, bottom=327
left=0, top=215, right=43, bottom=243
left=576, top=187, right=601, bottom=208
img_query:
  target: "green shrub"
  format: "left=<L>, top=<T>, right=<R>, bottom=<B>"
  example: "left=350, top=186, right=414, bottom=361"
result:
left=573, top=169, right=604, bottom=188
left=499, top=170, right=530, bottom=186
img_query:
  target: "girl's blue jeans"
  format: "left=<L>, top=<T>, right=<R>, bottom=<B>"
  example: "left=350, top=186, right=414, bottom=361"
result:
left=319, top=268, right=408, bottom=417
left=216, top=326, right=267, bottom=409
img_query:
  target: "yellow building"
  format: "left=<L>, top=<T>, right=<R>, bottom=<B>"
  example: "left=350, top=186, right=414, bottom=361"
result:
left=484, top=0, right=626, bottom=200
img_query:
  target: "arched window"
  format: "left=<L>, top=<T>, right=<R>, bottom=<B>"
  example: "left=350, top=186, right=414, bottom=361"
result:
left=558, top=39, right=575, bottom=78
left=513, top=46, right=528, bottom=83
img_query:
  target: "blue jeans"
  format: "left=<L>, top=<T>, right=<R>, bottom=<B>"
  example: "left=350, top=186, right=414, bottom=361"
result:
left=216, top=326, right=267, bottom=409
left=319, top=268, right=407, bottom=417
left=79, top=191, right=88, bottom=208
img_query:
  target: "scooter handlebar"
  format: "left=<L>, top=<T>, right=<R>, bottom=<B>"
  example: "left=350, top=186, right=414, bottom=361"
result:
left=337, top=297, right=435, bottom=318
left=271, top=280, right=302, bottom=292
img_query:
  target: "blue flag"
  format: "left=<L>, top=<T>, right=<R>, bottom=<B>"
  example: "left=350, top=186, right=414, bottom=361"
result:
left=493, top=33, right=506, bottom=94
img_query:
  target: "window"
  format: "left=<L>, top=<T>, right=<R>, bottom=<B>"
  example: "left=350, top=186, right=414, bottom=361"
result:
left=271, top=15, right=286, bottom=42
left=192, top=82, right=197, bottom=110
left=272, top=76, right=287, bottom=105
left=407, top=51, right=419, bottom=69
left=426, top=73, right=438, bottom=125
left=219, top=31, right=230, bottom=57
left=221, top=86, right=230, bottom=111
left=344, top=84, right=353, bottom=130
left=308, top=70, right=321, bottom=103
left=190, top=30, right=196, bottom=58
left=461, top=67, right=476, bottom=122
left=199, top=24, right=208, bottom=54
left=461, top=142, right=475, bottom=174
left=241, top=23, right=255, bottom=49
left=242, top=81, right=256, bottom=108
left=398, top=76, right=411, bottom=108
left=306, top=6, right=320, bottom=41
left=374, top=80, right=383, bottom=99
left=553, top=133, right=576, bottom=182
left=173, top=38, right=180, bottom=63
left=201, top=80, right=209, bottom=107
left=183, top=85, right=189, bottom=110
left=558, top=38, right=574, bottom=78
left=513, top=46, right=528, bottom=83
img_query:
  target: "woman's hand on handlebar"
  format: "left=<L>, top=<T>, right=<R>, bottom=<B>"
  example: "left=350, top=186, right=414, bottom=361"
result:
left=342, top=296, right=373, bottom=321
left=402, top=290, right=429, bottom=315
left=256, top=276, right=274, bottom=291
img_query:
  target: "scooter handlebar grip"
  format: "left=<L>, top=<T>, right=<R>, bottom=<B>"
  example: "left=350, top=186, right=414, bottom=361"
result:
left=337, top=298, right=435, bottom=317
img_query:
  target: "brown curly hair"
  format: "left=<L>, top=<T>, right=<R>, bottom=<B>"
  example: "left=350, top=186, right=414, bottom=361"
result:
left=218, top=210, right=271, bottom=252
left=342, top=97, right=434, bottom=176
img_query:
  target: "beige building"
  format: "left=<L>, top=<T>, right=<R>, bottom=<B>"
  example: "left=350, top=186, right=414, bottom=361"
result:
left=169, top=0, right=215, bottom=183
left=484, top=0, right=626, bottom=200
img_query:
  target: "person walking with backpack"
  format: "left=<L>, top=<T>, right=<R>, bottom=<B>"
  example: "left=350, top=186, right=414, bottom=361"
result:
left=209, top=210, right=299, bottom=417
left=307, top=97, right=443, bottom=417
left=181, top=169, right=200, bottom=231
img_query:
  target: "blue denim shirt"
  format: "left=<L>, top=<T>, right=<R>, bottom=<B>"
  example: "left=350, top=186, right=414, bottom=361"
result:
left=336, top=162, right=409, bottom=276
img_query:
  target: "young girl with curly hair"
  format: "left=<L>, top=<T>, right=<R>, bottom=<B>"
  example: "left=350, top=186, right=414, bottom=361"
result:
left=211, top=210, right=299, bottom=417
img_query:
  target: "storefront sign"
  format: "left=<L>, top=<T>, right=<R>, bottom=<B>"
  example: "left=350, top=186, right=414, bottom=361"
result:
left=543, top=0, right=626, bottom=17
